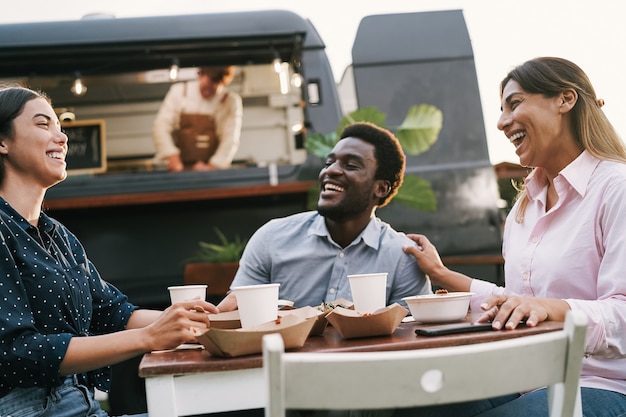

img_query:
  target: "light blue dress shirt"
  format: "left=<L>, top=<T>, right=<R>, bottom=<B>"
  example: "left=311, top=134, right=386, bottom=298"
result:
left=231, top=211, right=431, bottom=308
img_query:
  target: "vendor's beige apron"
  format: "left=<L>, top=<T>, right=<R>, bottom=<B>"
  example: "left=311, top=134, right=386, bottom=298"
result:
left=173, top=82, right=224, bottom=168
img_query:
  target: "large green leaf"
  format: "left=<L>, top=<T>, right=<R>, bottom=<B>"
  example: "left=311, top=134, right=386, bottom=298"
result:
left=393, top=175, right=437, bottom=211
left=303, top=103, right=443, bottom=213
left=336, top=107, right=387, bottom=137
left=396, top=104, right=443, bottom=155
left=304, top=132, right=337, bottom=158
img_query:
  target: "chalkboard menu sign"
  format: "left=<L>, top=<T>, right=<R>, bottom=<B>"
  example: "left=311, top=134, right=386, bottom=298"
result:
left=61, top=119, right=107, bottom=175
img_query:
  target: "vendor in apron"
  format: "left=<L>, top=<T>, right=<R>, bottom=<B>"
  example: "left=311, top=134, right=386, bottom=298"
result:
left=152, top=66, right=243, bottom=172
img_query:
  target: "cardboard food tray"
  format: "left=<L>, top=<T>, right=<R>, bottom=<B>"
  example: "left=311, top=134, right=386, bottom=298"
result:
left=278, top=305, right=328, bottom=336
left=325, top=303, right=408, bottom=339
left=195, top=313, right=316, bottom=357
left=209, top=306, right=326, bottom=334
left=207, top=310, right=241, bottom=329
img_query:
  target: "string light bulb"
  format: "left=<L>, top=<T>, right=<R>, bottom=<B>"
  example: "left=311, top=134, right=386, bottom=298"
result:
left=291, top=72, right=303, bottom=88
left=169, top=58, right=179, bottom=81
left=70, top=72, right=87, bottom=96
left=272, top=50, right=282, bottom=74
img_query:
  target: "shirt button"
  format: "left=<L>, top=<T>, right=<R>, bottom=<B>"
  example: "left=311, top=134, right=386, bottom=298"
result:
left=339, top=252, right=345, bottom=258
left=531, top=236, right=539, bottom=243
left=522, top=272, right=529, bottom=280
left=329, top=288, right=336, bottom=294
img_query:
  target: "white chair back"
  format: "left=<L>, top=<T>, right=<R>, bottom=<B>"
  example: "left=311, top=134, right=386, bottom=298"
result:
left=263, top=310, right=587, bottom=417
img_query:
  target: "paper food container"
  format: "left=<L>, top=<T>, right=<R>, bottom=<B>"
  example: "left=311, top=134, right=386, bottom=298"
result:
left=321, top=298, right=354, bottom=311
left=195, top=313, right=316, bottom=357
left=325, top=303, right=408, bottom=339
left=278, top=305, right=328, bottom=336
left=207, top=310, right=241, bottom=329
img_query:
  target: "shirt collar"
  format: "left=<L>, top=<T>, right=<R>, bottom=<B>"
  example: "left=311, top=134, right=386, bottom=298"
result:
left=525, top=150, right=599, bottom=199
left=559, top=150, right=600, bottom=197
left=308, top=213, right=380, bottom=249
left=0, top=197, right=56, bottom=234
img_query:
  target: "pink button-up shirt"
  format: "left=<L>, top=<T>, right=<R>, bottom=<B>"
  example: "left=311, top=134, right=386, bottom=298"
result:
left=472, top=150, right=626, bottom=394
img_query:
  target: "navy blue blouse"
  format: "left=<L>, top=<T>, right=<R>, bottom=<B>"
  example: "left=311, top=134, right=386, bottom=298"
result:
left=0, top=198, right=138, bottom=396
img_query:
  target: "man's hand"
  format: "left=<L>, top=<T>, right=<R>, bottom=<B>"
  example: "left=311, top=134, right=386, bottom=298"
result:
left=192, top=161, right=218, bottom=171
left=216, top=292, right=238, bottom=312
left=167, top=155, right=184, bottom=172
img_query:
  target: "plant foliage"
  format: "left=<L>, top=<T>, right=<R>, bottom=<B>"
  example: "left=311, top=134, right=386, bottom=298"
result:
left=396, top=104, right=443, bottom=155
left=304, top=104, right=443, bottom=212
left=185, top=227, right=247, bottom=263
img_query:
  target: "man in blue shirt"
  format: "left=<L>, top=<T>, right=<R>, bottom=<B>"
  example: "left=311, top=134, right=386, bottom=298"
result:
left=218, top=122, right=430, bottom=310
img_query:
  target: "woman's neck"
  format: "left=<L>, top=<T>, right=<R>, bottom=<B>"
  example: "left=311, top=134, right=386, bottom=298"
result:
left=0, top=182, right=45, bottom=226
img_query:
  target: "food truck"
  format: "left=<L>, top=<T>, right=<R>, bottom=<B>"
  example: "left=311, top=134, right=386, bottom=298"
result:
left=0, top=9, right=503, bottom=307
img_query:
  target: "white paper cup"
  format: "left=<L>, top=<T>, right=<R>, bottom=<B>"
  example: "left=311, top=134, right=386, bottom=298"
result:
left=232, top=283, right=280, bottom=328
left=348, top=272, right=388, bottom=313
left=168, top=285, right=207, bottom=304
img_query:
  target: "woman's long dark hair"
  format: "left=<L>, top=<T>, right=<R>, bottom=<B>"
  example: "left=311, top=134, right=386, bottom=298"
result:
left=0, top=85, right=48, bottom=183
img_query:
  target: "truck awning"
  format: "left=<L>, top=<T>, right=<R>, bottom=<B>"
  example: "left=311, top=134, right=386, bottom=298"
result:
left=0, top=10, right=315, bottom=77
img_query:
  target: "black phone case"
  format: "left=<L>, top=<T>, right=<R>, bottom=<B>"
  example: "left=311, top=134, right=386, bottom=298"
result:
left=415, top=322, right=493, bottom=336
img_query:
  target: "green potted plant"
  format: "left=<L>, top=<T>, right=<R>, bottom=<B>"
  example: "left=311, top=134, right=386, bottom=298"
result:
left=183, top=228, right=247, bottom=299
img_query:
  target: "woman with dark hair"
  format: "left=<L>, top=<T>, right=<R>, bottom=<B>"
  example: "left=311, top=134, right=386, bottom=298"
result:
left=402, top=57, right=626, bottom=416
left=0, top=85, right=218, bottom=417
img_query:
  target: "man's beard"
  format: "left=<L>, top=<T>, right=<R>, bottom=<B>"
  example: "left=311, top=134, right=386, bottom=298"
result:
left=317, top=193, right=371, bottom=222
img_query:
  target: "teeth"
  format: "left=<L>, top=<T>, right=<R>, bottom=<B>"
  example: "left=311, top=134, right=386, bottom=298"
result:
left=324, top=183, right=344, bottom=192
left=508, top=132, right=526, bottom=142
left=47, top=152, right=65, bottom=160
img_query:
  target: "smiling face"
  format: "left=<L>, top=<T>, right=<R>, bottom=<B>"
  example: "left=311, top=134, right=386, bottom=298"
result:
left=497, top=80, right=578, bottom=175
left=0, top=97, right=68, bottom=189
left=317, top=137, right=382, bottom=222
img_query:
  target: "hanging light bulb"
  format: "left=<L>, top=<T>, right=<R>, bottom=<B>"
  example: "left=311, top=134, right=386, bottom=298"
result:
left=272, top=50, right=282, bottom=74
left=169, top=58, right=179, bottom=81
left=71, top=72, right=87, bottom=96
left=290, top=72, right=303, bottom=88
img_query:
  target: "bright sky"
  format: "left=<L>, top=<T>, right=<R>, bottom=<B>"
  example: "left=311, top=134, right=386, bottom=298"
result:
left=3, top=0, right=625, bottom=164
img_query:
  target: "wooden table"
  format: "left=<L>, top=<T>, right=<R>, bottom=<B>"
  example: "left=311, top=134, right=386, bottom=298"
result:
left=139, top=319, right=563, bottom=417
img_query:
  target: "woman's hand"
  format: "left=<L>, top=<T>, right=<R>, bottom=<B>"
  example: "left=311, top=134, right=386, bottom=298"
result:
left=402, top=234, right=445, bottom=277
left=475, top=294, right=570, bottom=329
left=402, top=234, right=472, bottom=292
left=142, top=300, right=218, bottom=351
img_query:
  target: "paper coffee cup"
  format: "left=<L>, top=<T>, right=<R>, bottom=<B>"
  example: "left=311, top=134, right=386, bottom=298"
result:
left=232, top=283, right=280, bottom=328
left=168, top=284, right=207, bottom=304
left=348, top=273, right=388, bottom=313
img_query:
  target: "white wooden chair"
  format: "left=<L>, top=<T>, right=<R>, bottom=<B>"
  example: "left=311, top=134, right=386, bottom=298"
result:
left=263, top=310, right=588, bottom=417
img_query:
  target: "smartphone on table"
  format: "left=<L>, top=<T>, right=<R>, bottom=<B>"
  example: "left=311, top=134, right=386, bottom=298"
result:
left=415, top=322, right=494, bottom=336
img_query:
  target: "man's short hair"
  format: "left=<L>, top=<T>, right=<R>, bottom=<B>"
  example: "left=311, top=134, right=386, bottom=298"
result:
left=199, top=66, right=236, bottom=85
left=339, top=122, right=405, bottom=207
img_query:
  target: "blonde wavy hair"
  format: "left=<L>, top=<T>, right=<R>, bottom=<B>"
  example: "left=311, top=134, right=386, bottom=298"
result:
left=501, top=57, right=626, bottom=223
